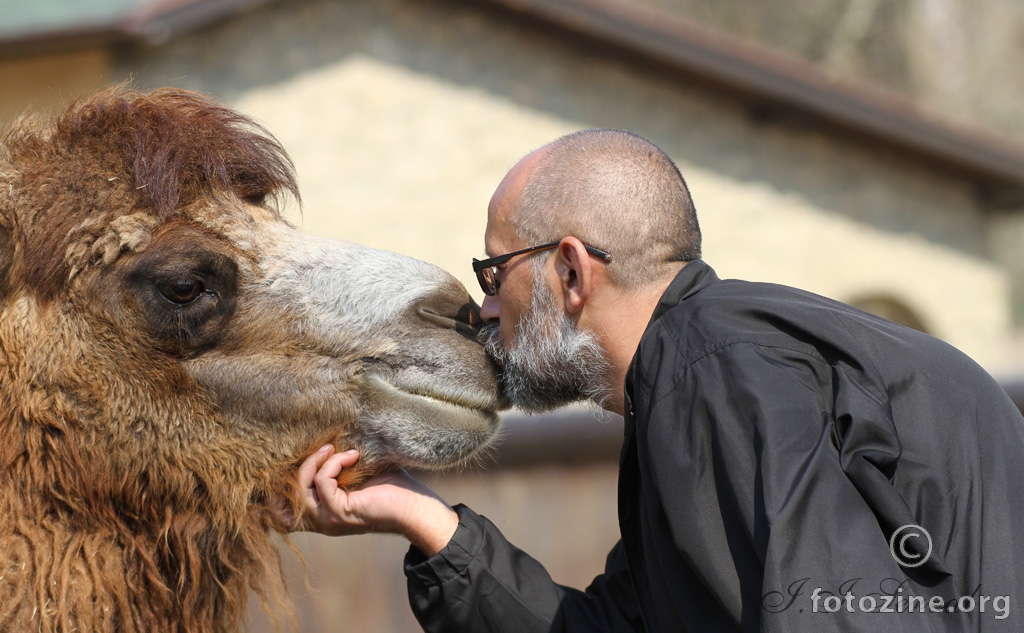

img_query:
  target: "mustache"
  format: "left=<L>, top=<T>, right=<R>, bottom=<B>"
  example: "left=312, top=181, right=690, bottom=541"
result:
left=480, top=322, right=507, bottom=364
left=477, top=303, right=612, bottom=413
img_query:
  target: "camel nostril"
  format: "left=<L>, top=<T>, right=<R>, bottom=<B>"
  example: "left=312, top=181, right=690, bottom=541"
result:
left=415, top=297, right=483, bottom=339
left=457, top=302, right=482, bottom=330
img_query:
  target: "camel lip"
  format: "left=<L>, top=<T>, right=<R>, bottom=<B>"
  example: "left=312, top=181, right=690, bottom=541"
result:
left=368, top=373, right=505, bottom=414
left=359, top=375, right=503, bottom=470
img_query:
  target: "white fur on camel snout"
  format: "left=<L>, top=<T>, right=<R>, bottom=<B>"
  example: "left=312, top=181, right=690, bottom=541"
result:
left=262, top=232, right=452, bottom=333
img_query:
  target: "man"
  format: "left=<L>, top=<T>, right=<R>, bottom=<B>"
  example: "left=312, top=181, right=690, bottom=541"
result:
left=289, top=129, right=1023, bottom=632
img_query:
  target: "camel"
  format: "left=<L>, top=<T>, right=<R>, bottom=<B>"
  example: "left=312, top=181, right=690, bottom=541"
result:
left=0, top=86, right=505, bottom=632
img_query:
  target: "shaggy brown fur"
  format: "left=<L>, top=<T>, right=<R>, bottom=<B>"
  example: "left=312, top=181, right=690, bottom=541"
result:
left=0, top=87, right=502, bottom=632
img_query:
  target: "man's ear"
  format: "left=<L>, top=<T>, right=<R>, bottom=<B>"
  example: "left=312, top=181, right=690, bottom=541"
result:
left=554, top=237, right=595, bottom=316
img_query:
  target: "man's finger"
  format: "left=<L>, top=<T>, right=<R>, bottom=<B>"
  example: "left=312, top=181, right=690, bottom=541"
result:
left=298, top=444, right=335, bottom=488
left=336, top=449, right=360, bottom=469
left=313, top=450, right=357, bottom=498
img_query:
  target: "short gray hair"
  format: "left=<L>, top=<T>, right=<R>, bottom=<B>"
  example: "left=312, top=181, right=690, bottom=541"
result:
left=510, top=129, right=701, bottom=288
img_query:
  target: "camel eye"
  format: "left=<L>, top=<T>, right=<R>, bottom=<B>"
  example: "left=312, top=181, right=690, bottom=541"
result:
left=156, top=277, right=205, bottom=305
left=126, top=246, right=237, bottom=355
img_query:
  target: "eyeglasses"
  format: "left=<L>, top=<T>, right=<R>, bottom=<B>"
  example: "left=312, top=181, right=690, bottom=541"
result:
left=472, top=240, right=612, bottom=296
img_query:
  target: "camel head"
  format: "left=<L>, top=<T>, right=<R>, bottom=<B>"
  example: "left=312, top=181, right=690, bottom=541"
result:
left=0, top=87, right=505, bottom=632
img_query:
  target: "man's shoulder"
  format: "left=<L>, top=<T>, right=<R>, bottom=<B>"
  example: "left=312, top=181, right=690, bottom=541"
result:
left=644, top=276, right=834, bottom=355
left=637, top=271, right=983, bottom=389
left=660, top=275, right=838, bottom=320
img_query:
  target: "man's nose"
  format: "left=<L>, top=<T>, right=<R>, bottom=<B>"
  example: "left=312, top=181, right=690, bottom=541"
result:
left=480, top=294, right=500, bottom=323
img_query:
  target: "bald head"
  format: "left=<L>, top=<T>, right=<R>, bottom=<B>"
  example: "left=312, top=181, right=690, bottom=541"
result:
left=508, top=129, right=701, bottom=289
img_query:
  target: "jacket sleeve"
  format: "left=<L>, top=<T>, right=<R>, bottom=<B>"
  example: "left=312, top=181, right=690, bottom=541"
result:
left=404, top=504, right=645, bottom=633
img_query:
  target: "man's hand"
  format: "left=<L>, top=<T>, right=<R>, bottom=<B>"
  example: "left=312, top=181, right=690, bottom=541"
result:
left=277, top=445, right=460, bottom=557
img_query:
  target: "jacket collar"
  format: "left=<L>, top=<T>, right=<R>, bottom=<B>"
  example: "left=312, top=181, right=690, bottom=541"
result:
left=624, top=260, right=719, bottom=422
left=649, top=259, right=720, bottom=324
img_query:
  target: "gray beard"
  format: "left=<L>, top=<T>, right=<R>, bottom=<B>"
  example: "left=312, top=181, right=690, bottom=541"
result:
left=482, top=274, right=611, bottom=413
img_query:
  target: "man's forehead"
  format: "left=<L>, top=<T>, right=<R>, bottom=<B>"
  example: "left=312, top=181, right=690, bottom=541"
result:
left=483, top=215, right=513, bottom=257
left=485, top=147, right=549, bottom=255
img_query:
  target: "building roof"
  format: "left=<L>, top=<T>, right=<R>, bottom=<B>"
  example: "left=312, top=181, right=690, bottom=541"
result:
left=0, top=0, right=150, bottom=39
left=2, top=0, right=1023, bottom=206
left=0, top=0, right=272, bottom=54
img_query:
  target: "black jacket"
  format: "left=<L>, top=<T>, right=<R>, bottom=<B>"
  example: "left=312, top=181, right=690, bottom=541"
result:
left=405, top=261, right=1024, bottom=632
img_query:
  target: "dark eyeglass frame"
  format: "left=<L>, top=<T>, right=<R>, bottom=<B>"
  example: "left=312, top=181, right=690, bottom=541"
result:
left=472, top=240, right=612, bottom=296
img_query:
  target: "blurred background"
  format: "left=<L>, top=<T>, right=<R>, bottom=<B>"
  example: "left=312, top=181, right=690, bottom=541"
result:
left=3, top=0, right=1024, bottom=630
